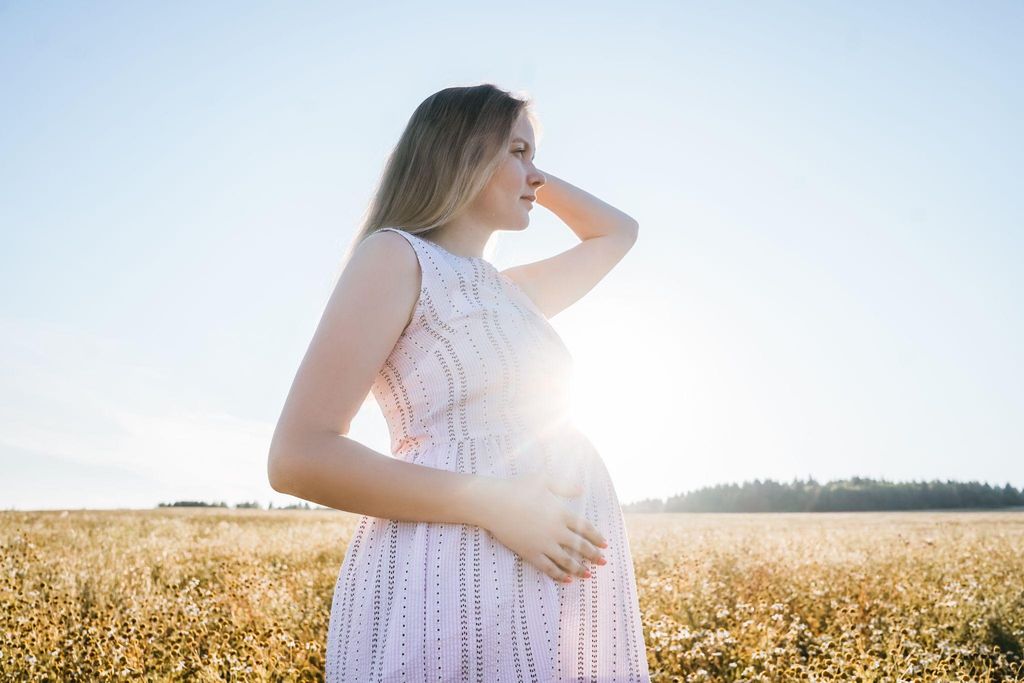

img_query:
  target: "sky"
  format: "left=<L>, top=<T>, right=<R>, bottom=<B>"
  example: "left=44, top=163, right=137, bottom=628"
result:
left=1, top=1, right=1021, bottom=511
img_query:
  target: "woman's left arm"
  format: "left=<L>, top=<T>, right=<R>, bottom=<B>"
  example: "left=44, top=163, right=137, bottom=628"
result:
left=499, top=172, right=639, bottom=319
left=534, top=171, right=639, bottom=240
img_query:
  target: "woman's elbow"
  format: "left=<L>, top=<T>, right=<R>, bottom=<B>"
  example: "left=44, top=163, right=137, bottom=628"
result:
left=267, top=425, right=343, bottom=494
left=267, top=420, right=306, bottom=492
left=267, top=450, right=290, bottom=494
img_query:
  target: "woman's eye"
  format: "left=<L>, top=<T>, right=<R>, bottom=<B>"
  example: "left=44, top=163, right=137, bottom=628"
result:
left=514, top=149, right=525, bottom=156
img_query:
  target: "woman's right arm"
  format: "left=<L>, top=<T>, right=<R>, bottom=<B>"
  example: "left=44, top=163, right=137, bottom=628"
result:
left=266, top=231, right=494, bottom=527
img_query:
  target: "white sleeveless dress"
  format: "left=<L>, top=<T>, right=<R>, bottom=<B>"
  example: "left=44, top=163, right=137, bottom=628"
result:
left=324, top=227, right=651, bottom=682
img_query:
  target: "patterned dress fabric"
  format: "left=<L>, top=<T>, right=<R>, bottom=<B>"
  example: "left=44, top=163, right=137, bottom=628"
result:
left=325, top=227, right=651, bottom=682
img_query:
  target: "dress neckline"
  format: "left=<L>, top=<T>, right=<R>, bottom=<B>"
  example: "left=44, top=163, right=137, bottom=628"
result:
left=400, top=229, right=492, bottom=266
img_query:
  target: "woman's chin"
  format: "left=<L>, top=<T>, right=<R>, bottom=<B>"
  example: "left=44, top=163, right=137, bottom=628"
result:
left=505, top=215, right=530, bottom=231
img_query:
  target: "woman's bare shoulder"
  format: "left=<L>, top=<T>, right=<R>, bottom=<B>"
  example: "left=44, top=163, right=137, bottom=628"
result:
left=349, top=229, right=419, bottom=275
left=333, top=229, right=422, bottom=328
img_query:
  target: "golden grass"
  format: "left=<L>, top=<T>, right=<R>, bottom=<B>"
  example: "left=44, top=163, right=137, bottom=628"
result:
left=1, top=509, right=1022, bottom=681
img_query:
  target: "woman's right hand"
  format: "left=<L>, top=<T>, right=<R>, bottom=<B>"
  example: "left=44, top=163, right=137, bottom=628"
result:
left=474, top=471, right=609, bottom=584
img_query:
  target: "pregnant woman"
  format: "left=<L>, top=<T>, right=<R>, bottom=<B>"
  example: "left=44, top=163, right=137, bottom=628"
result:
left=268, top=83, right=650, bottom=682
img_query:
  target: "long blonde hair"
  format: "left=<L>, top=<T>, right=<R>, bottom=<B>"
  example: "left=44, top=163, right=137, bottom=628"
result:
left=339, top=83, right=540, bottom=269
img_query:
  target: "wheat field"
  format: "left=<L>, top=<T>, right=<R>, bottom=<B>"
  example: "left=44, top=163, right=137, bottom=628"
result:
left=2, top=509, right=1022, bottom=681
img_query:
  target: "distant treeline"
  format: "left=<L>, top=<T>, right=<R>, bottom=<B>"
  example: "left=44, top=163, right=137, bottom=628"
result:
left=156, top=477, right=1024, bottom=514
left=621, top=477, right=1024, bottom=513
left=156, top=500, right=329, bottom=510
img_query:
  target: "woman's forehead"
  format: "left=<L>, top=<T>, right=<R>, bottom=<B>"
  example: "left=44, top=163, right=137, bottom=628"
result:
left=512, top=113, right=534, bottom=137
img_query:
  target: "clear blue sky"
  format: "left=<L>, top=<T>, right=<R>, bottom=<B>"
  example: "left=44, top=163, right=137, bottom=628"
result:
left=2, top=1, right=1021, bottom=510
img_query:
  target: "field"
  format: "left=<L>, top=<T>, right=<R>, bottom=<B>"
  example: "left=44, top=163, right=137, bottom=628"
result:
left=2, top=509, right=1022, bottom=681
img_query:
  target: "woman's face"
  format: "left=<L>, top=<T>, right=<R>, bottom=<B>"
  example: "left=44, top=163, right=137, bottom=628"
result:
left=473, top=113, right=545, bottom=231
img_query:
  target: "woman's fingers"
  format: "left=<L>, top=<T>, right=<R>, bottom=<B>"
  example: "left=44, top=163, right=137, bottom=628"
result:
left=549, top=547, right=589, bottom=578
left=563, top=511, right=609, bottom=553
left=561, top=531, right=605, bottom=565
left=535, top=554, right=573, bottom=583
